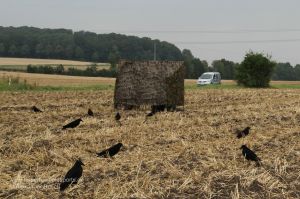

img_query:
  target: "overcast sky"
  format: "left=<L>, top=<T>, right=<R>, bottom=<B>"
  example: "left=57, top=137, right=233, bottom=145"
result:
left=1, top=0, right=300, bottom=65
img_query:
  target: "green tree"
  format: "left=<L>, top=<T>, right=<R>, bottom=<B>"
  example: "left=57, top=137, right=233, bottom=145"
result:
left=212, top=60, right=225, bottom=76
left=91, top=52, right=99, bottom=62
left=86, top=65, right=97, bottom=76
left=35, top=43, right=44, bottom=57
left=20, top=44, right=30, bottom=57
left=8, top=44, right=17, bottom=56
left=295, top=64, right=300, bottom=81
left=55, top=64, right=65, bottom=74
left=54, top=45, right=64, bottom=58
left=235, top=52, right=276, bottom=87
left=74, top=46, right=84, bottom=60
left=0, top=43, right=5, bottom=55
left=191, top=58, right=206, bottom=79
left=272, top=63, right=295, bottom=80
left=65, top=45, right=74, bottom=59
left=212, top=59, right=236, bottom=79
left=201, top=60, right=208, bottom=69
left=108, top=45, right=120, bottom=70
left=44, top=44, right=53, bottom=58
left=182, top=49, right=194, bottom=78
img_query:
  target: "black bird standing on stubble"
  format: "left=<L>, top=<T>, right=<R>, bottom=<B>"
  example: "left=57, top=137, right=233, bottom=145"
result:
left=32, top=106, right=42, bottom=112
left=115, top=112, right=121, bottom=121
left=236, top=127, right=251, bottom=139
left=88, top=108, right=94, bottom=116
left=146, top=112, right=154, bottom=117
left=60, top=159, right=84, bottom=191
left=97, top=143, right=123, bottom=158
left=62, top=118, right=83, bottom=130
left=241, top=145, right=262, bottom=166
left=115, top=112, right=121, bottom=125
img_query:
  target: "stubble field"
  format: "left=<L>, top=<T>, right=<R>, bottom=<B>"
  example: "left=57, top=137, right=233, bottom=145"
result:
left=0, top=88, right=300, bottom=199
left=0, top=58, right=110, bottom=71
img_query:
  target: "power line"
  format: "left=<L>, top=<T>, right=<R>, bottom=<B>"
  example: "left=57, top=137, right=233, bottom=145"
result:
left=173, top=38, right=300, bottom=45
left=117, top=29, right=300, bottom=34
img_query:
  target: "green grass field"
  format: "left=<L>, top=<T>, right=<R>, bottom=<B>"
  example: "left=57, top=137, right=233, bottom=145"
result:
left=0, top=78, right=113, bottom=92
left=2, top=78, right=300, bottom=92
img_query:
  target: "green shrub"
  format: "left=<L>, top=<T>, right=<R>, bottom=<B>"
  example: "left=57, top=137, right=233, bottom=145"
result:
left=235, top=52, right=276, bottom=87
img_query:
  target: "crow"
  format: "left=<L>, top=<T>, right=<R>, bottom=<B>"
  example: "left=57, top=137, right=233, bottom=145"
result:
left=241, top=145, right=262, bottom=166
left=62, top=118, right=83, bottom=130
left=97, top=143, right=123, bottom=158
left=88, top=108, right=94, bottom=116
left=60, top=159, right=84, bottom=191
left=151, top=105, right=166, bottom=113
left=166, top=104, right=176, bottom=112
left=115, top=112, right=122, bottom=126
left=146, top=112, right=154, bottom=117
left=115, top=112, right=121, bottom=121
left=32, top=106, right=42, bottom=112
left=236, top=127, right=251, bottom=139
left=151, top=105, right=157, bottom=114
left=124, top=105, right=134, bottom=110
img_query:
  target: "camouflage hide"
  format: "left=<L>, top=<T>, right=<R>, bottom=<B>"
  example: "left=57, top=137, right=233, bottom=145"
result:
left=114, top=60, right=184, bottom=108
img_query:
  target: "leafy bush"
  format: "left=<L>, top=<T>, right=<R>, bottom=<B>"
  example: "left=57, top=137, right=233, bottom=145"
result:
left=235, top=52, right=276, bottom=87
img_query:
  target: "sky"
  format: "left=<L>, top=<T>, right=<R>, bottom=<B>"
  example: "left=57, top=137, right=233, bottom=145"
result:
left=1, top=0, right=300, bottom=65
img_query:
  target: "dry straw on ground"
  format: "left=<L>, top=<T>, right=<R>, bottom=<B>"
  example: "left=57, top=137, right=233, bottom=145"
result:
left=0, top=58, right=110, bottom=72
left=0, top=89, right=299, bottom=198
left=0, top=71, right=114, bottom=86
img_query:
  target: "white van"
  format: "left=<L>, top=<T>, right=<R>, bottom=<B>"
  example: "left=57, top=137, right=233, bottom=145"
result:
left=197, top=72, right=221, bottom=85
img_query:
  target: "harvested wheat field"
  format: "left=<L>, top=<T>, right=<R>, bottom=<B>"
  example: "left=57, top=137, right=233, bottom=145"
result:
left=0, top=58, right=104, bottom=66
left=0, top=71, right=114, bottom=86
left=0, top=89, right=299, bottom=199
left=0, top=58, right=110, bottom=72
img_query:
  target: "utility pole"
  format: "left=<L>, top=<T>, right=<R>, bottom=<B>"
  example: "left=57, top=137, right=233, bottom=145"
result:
left=153, top=42, right=156, bottom=61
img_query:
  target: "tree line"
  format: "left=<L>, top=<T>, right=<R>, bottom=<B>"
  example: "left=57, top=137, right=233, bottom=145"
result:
left=183, top=49, right=238, bottom=80
left=26, top=64, right=116, bottom=77
left=0, top=26, right=183, bottom=63
left=182, top=49, right=300, bottom=81
left=0, top=26, right=299, bottom=80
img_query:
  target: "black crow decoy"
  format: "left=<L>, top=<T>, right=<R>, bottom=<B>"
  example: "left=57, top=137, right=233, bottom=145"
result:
left=62, top=118, right=83, bottom=130
left=146, top=112, right=154, bottom=117
left=97, top=143, right=123, bottom=158
left=88, top=108, right=94, bottom=116
left=32, top=106, right=42, bottom=112
left=166, top=104, right=176, bottom=112
left=241, top=145, right=262, bottom=166
left=115, top=112, right=121, bottom=121
left=236, top=127, right=251, bottom=139
left=60, top=159, right=84, bottom=191
left=115, top=112, right=121, bottom=126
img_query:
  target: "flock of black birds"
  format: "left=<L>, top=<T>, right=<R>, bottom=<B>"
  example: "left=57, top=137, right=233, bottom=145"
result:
left=31, top=105, right=124, bottom=191
left=235, top=127, right=262, bottom=166
left=59, top=142, right=123, bottom=191
left=30, top=105, right=262, bottom=192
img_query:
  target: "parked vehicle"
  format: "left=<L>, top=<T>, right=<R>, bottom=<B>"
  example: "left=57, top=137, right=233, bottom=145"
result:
left=197, top=72, right=221, bottom=85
